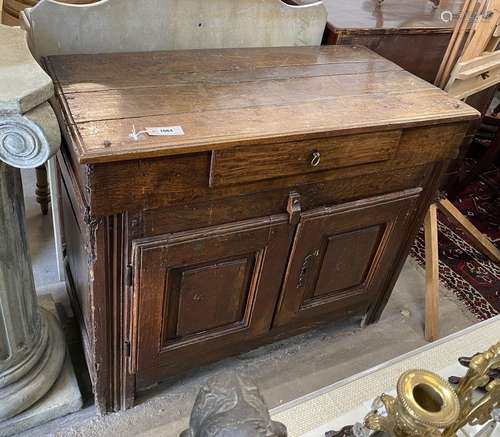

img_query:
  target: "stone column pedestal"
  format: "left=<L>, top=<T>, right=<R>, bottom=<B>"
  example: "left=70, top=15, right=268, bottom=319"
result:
left=0, top=161, right=66, bottom=421
left=0, top=23, right=80, bottom=431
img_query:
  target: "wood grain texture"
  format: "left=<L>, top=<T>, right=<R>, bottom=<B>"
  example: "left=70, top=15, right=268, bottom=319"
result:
left=46, top=46, right=386, bottom=92
left=460, top=0, right=500, bottom=62
left=46, top=46, right=479, bottom=164
left=435, top=0, right=475, bottom=88
left=333, top=31, right=456, bottom=84
left=424, top=203, right=439, bottom=342
left=273, top=190, right=420, bottom=327
left=293, top=0, right=465, bottom=32
left=50, top=44, right=477, bottom=413
left=132, top=215, right=294, bottom=381
left=292, top=0, right=494, bottom=99
left=137, top=164, right=432, bottom=237
left=443, top=0, right=500, bottom=100
left=210, top=130, right=401, bottom=186
left=84, top=122, right=468, bottom=216
left=175, top=258, right=251, bottom=338
left=60, top=72, right=432, bottom=124
left=293, top=0, right=495, bottom=191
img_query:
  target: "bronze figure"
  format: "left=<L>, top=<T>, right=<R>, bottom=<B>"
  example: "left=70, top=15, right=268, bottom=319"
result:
left=181, top=372, right=287, bottom=437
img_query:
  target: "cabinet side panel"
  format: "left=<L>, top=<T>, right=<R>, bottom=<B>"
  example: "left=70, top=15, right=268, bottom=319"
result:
left=366, top=161, right=448, bottom=322
left=57, top=146, right=126, bottom=414
left=57, top=154, right=96, bottom=395
left=60, top=176, right=92, bottom=333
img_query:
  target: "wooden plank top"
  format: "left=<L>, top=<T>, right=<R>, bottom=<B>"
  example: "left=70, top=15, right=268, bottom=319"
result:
left=292, top=0, right=466, bottom=33
left=46, top=46, right=479, bottom=164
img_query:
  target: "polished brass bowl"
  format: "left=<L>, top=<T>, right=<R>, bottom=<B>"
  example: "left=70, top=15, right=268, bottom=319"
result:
left=396, top=369, right=460, bottom=432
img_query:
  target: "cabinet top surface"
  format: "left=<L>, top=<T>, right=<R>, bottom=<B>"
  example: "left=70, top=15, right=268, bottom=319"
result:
left=292, top=0, right=465, bottom=32
left=46, top=46, right=478, bottom=164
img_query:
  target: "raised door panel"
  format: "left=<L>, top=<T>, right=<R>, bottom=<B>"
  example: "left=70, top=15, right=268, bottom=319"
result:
left=132, top=215, right=293, bottom=388
left=274, top=190, right=420, bottom=327
left=174, top=258, right=252, bottom=338
left=313, top=225, right=382, bottom=297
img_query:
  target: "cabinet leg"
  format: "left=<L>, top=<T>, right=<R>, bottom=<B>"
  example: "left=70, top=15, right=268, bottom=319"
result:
left=424, top=204, right=439, bottom=342
left=35, top=164, right=50, bottom=215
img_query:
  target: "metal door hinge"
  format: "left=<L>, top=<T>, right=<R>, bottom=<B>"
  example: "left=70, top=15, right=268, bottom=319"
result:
left=124, top=340, right=131, bottom=358
left=126, top=265, right=134, bottom=288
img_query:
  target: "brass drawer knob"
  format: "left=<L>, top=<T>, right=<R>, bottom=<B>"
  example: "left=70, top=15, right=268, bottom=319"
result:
left=311, top=151, right=321, bottom=167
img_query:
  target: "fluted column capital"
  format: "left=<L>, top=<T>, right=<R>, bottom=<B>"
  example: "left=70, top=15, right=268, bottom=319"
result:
left=0, top=103, right=60, bottom=169
left=0, top=24, right=60, bottom=169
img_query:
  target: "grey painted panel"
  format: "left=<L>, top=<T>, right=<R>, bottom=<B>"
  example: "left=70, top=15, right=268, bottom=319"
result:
left=26, top=0, right=327, bottom=57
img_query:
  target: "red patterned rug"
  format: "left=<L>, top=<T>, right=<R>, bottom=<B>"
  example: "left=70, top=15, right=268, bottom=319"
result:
left=410, top=159, right=500, bottom=321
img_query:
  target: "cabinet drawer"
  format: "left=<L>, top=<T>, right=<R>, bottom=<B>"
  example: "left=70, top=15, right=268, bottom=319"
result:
left=210, top=130, right=402, bottom=187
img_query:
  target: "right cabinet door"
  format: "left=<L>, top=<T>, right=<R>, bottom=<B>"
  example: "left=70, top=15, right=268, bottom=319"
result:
left=274, top=191, right=420, bottom=327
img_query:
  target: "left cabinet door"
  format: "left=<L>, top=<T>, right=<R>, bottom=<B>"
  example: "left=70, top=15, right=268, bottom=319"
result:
left=131, top=215, right=292, bottom=389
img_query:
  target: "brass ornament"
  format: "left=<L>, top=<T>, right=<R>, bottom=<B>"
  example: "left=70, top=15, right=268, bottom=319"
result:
left=443, top=342, right=500, bottom=436
left=362, top=342, right=500, bottom=437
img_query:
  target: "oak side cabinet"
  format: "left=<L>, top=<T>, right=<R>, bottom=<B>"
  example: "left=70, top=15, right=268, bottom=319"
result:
left=45, top=46, right=479, bottom=413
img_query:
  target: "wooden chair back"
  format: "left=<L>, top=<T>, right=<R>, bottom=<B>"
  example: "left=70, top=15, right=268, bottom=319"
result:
left=22, top=0, right=327, bottom=58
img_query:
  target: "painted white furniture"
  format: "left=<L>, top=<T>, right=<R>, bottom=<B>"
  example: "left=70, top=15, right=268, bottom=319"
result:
left=0, top=24, right=65, bottom=422
left=23, top=0, right=327, bottom=57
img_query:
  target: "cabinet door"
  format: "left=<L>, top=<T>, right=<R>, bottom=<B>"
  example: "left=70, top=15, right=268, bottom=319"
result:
left=131, top=215, right=292, bottom=388
left=274, top=191, right=419, bottom=327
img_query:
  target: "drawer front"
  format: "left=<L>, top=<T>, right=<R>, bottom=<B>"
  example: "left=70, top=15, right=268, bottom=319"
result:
left=131, top=215, right=293, bottom=388
left=210, top=130, right=402, bottom=187
left=88, top=122, right=468, bottom=216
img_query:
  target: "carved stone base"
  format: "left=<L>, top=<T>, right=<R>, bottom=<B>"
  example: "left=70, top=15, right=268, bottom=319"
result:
left=0, top=162, right=66, bottom=422
left=0, top=309, right=65, bottom=421
left=0, top=295, right=82, bottom=437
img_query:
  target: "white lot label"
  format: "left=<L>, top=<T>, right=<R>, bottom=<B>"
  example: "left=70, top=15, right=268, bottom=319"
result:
left=129, top=125, right=185, bottom=141
left=145, top=126, right=185, bottom=136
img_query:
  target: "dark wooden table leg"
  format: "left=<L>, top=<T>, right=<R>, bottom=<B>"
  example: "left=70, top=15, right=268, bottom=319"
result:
left=35, top=164, right=50, bottom=215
